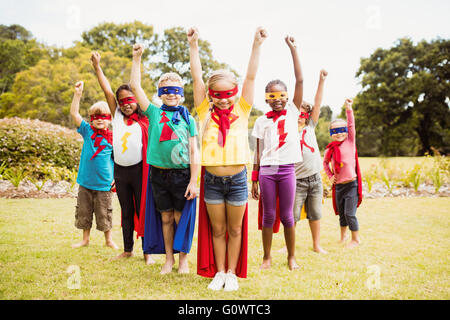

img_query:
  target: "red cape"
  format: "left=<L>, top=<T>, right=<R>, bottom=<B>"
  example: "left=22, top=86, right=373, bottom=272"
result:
left=197, top=167, right=248, bottom=278
left=119, top=114, right=150, bottom=238
left=331, top=147, right=363, bottom=215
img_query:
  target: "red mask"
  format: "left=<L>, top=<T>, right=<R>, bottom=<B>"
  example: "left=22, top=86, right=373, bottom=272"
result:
left=208, top=86, right=238, bottom=99
left=118, top=96, right=138, bottom=107
left=90, top=114, right=112, bottom=122
left=299, top=112, right=310, bottom=119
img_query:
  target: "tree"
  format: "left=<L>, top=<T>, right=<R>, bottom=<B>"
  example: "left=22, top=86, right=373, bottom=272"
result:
left=80, top=21, right=156, bottom=60
left=0, top=25, right=48, bottom=93
left=0, top=45, right=154, bottom=127
left=319, top=105, right=332, bottom=121
left=0, top=24, right=33, bottom=41
left=354, top=38, right=450, bottom=156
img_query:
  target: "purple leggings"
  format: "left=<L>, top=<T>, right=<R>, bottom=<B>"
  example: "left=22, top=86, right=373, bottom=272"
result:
left=259, top=164, right=296, bottom=228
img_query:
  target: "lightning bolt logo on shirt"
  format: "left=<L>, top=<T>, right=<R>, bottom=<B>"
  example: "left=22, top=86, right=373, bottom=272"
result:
left=121, top=132, right=132, bottom=153
left=277, top=119, right=287, bottom=150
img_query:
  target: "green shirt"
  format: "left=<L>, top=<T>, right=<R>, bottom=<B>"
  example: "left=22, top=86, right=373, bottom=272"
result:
left=143, top=103, right=197, bottom=168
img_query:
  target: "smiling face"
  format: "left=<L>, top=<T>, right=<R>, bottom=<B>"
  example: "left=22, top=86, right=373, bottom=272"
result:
left=117, top=89, right=138, bottom=117
left=330, top=120, right=348, bottom=142
left=265, top=83, right=288, bottom=112
left=159, top=80, right=183, bottom=107
left=208, top=79, right=238, bottom=110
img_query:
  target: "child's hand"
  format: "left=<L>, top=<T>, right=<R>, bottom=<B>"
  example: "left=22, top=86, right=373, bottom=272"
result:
left=329, top=175, right=336, bottom=184
left=254, top=27, right=268, bottom=45
left=284, top=35, right=297, bottom=49
left=320, top=69, right=328, bottom=80
left=251, top=181, right=259, bottom=200
left=74, top=81, right=84, bottom=96
left=184, top=181, right=199, bottom=200
left=90, top=51, right=101, bottom=67
left=133, top=43, right=144, bottom=59
left=344, top=98, right=353, bottom=110
left=187, top=27, right=199, bottom=45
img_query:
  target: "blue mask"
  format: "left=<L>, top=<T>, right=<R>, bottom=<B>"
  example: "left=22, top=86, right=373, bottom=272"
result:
left=330, top=127, right=348, bottom=136
left=158, top=86, right=184, bottom=97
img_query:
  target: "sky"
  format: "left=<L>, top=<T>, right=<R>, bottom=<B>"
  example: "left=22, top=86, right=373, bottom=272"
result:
left=1, top=0, right=449, bottom=115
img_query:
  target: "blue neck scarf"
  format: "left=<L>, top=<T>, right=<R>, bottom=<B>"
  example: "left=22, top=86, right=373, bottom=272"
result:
left=160, top=105, right=191, bottom=125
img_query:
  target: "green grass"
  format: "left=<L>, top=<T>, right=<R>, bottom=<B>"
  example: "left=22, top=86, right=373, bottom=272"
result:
left=0, top=197, right=449, bottom=300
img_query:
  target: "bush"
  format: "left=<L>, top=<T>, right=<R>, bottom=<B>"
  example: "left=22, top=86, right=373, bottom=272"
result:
left=0, top=117, right=82, bottom=174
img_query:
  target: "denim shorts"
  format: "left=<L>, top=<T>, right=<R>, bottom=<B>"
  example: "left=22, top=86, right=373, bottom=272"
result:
left=204, top=168, right=248, bottom=206
left=151, top=166, right=190, bottom=212
left=293, top=172, right=323, bottom=222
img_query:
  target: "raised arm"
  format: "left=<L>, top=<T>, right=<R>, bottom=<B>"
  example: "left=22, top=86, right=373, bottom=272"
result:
left=91, top=52, right=117, bottom=116
left=241, top=27, right=267, bottom=106
left=70, top=81, right=84, bottom=128
left=130, top=44, right=150, bottom=112
left=187, top=27, right=206, bottom=107
left=345, top=98, right=355, bottom=142
left=285, top=36, right=304, bottom=110
left=310, top=69, right=328, bottom=123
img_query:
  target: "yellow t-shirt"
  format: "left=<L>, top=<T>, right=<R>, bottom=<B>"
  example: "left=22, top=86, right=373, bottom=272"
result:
left=196, top=97, right=252, bottom=166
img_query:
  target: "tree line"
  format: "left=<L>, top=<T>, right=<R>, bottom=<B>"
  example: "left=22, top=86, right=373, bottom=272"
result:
left=0, top=22, right=448, bottom=156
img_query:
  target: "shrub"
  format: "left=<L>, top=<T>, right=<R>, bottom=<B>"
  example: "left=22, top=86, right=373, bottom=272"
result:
left=0, top=117, right=82, bottom=171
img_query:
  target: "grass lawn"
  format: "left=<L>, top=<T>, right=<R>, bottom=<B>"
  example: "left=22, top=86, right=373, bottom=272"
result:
left=0, top=196, right=449, bottom=300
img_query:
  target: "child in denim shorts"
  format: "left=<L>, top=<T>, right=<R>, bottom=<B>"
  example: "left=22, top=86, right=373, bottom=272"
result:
left=70, top=81, right=117, bottom=250
left=189, top=27, right=266, bottom=291
left=293, top=69, right=328, bottom=254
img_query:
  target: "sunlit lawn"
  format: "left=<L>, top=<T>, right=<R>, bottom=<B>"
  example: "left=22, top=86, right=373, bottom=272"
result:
left=0, top=196, right=449, bottom=300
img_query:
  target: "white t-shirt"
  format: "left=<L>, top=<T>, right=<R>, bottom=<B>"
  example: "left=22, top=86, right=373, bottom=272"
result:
left=252, top=103, right=302, bottom=166
left=111, top=109, right=143, bottom=166
left=295, top=120, right=322, bottom=179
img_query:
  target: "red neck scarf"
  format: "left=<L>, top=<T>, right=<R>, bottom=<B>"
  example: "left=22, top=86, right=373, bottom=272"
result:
left=324, top=140, right=344, bottom=174
left=213, top=105, right=234, bottom=147
left=126, top=112, right=142, bottom=126
left=90, top=126, right=113, bottom=160
left=266, top=109, right=287, bottom=122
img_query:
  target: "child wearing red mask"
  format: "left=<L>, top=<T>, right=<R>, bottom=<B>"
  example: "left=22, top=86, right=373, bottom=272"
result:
left=70, top=81, right=117, bottom=250
left=91, top=52, right=155, bottom=264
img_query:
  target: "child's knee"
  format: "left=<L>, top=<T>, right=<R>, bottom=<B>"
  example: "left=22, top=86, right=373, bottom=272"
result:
left=161, top=211, right=174, bottom=224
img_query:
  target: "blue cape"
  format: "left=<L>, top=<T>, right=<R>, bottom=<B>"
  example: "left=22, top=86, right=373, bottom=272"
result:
left=142, top=172, right=196, bottom=254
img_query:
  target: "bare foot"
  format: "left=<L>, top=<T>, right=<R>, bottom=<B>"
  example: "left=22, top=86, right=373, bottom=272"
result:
left=338, top=235, right=349, bottom=244
left=160, top=258, right=175, bottom=274
left=178, top=258, right=189, bottom=274
left=288, top=256, right=300, bottom=270
left=313, top=245, right=328, bottom=254
left=260, top=257, right=272, bottom=270
left=72, top=240, right=89, bottom=248
left=112, top=252, right=133, bottom=260
left=345, top=240, right=360, bottom=249
left=105, top=241, right=119, bottom=250
left=144, top=254, right=156, bottom=265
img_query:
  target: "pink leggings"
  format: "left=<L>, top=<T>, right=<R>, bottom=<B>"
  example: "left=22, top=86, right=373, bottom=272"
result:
left=259, top=164, right=296, bottom=228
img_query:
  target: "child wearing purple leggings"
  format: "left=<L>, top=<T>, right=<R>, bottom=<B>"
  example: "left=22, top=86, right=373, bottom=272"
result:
left=251, top=35, right=303, bottom=270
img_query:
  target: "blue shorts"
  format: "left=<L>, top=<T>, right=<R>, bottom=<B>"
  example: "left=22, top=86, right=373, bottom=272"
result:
left=203, top=168, right=248, bottom=207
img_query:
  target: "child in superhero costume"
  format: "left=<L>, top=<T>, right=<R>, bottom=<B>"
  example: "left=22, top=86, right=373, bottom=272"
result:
left=323, top=98, right=363, bottom=249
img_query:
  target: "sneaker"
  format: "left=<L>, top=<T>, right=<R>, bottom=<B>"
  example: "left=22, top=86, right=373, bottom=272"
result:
left=224, top=271, right=239, bottom=291
left=208, top=271, right=226, bottom=291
